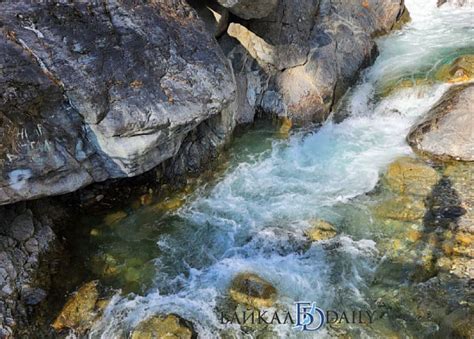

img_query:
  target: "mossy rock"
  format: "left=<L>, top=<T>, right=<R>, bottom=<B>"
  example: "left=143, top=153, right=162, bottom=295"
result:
left=229, top=273, right=277, bottom=308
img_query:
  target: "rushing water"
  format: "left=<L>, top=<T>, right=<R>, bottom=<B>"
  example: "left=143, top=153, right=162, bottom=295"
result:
left=71, top=1, right=474, bottom=337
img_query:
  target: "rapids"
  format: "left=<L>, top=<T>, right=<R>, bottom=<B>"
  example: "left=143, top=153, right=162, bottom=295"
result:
left=74, top=0, right=474, bottom=337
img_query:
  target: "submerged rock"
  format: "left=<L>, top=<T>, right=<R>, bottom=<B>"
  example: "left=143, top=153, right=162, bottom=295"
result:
left=374, top=196, right=426, bottom=222
left=103, top=211, right=128, bottom=226
left=384, top=157, right=439, bottom=197
left=377, top=54, right=473, bottom=97
left=439, top=307, right=474, bottom=338
left=229, top=273, right=277, bottom=308
left=374, top=157, right=439, bottom=223
left=408, top=83, right=474, bottom=162
left=130, top=314, right=195, bottom=339
left=277, top=117, right=292, bottom=137
left=153, top=196, right=186, bottom=211
left=444, top=163, right=474, bottom=233
left=52, top=281, right=109, bottom=334
left=434, top=55, right=474, bottom=83
left=305, top=219, right=338, bottom=241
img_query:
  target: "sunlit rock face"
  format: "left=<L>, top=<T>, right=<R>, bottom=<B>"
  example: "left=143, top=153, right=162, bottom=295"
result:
left=224, top=0, right=408, bottom=123
left=0, top=0, right=236, bottom=205
left=408, top=83, right=474, bottom=162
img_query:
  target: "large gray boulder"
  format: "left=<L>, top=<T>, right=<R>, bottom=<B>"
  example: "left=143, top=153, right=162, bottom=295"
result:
left=225, top=0, right=408, bottom=123
left=408, top=83, right=474, bottom=162
left=0, top=0, right=236, bottom=205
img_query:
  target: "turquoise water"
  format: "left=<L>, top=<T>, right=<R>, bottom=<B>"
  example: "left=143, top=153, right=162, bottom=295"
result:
left=75, top=1, right=474, bottom=337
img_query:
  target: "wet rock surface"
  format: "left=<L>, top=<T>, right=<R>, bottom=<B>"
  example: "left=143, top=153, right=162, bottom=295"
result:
left=130, top=314, right=196, bottom=339
left=305, top=219, right=338, bottom=241
left=52, top=280, right=109, bottom=335
left=408, top=83, right=474, bottom=161
left=229, top=273, right=277, bottom=308
left=374, top=157, right=438, bottom=222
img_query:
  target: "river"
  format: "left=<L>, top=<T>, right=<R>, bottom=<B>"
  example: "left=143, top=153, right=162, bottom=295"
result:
left=65, top=0, right=474, bottom=337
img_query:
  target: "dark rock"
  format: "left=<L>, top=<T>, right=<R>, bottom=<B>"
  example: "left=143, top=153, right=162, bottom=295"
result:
left=188, top=0, right=229, bottom=38
left=9, top=212, right=34, bottom=242
left=20, top=287, right=46, bottom=305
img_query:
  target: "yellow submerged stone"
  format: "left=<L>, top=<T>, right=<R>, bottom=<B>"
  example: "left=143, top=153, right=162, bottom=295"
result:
left=384, top=157, right=439, bottom=197
left=52, top=281, right=104, bottom=333
left=103, top=211, right=128, bottom=226
left=378, top=54, right=474, bottom=97
left=305, top=219, right=337, bottom=241
left=131, top=314, right=194, bottom=339
left=374, top=195, right=426, bottom=222
left=153, top=196, right=185, bottom=211
left=278, top=117, right=292, bottom=137
left=435, top=55, right=474, bottom=83
left=229, top=273, right=277, bottom=308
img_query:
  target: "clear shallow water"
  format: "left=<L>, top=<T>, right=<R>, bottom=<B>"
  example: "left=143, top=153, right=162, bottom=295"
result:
left=79, top=1, right=474, bottom=337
